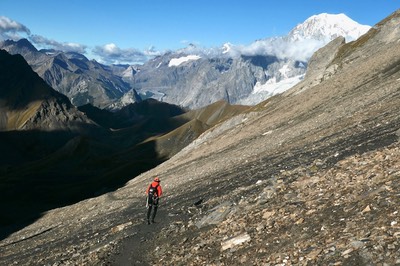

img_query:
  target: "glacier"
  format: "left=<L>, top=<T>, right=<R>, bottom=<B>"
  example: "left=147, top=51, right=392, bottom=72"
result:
left=168, top=55, right=201, bottom=67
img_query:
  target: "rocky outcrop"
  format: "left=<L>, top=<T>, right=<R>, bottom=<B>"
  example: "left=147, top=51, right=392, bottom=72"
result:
left=300, top=36, right=346, bottom=90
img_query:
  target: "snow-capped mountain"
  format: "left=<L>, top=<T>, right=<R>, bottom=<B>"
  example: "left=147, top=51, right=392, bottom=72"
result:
left=228, top=13, right=371, bottom=62
left=288, top=13, right=371, bottom=42
left=115, top=13, right=371, bottom=109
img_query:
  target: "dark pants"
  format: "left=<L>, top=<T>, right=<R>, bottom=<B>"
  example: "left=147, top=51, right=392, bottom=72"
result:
left=147, top=196, right=159, bottom=223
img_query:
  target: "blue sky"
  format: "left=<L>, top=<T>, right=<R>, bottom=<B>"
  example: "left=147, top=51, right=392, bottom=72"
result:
left=0, top=0, right=398, bottom=64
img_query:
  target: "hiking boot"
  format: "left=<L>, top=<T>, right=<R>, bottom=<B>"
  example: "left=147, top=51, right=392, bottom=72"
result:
left=147, top=220, right=151, bottom=225
left=151, top=220, right=155, bottom=224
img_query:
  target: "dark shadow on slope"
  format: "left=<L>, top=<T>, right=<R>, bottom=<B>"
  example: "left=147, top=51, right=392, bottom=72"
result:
left=78, top=98, right=187, bottom=130
left=0, top=128, right=167, bottom=241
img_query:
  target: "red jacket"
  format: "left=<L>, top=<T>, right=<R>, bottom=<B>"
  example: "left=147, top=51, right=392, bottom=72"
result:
left=146, top=181, right=162, bottom=197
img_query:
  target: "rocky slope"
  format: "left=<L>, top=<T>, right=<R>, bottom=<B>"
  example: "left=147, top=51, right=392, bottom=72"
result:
left=1, top=10, right=400, bottom=266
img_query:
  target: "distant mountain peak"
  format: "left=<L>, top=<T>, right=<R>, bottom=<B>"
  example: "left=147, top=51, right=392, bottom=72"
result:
left=288, top=13, right=371, bottom=42
left=12, top=38, right=38, bottom=52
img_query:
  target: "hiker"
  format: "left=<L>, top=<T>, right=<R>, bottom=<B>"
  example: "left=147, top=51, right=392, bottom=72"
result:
left=146, top=177, right=163, bottom=224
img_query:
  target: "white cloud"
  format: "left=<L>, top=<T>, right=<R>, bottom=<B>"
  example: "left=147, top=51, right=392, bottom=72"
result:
left=92, top=43, right=158, bottom=64
left=223, top=37, right=325, bottom=62
left=103, top=43, right=118, bottom=53
left=0, top=16, right=30, bottom=40
left=172, top=37, right=326, bottom=63
left=0, top=16, right=87, bottom=54
left=0, top=15, right=329, bottom=65
left=0, top=16, right=158, bottom=64
left=29, top=34, right=87, bottom=54
left=144, top=45, right=162, bottom=57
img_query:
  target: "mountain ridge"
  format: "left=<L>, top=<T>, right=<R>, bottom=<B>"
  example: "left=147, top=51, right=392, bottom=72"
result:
left=0, top=39, right=138, bottom=109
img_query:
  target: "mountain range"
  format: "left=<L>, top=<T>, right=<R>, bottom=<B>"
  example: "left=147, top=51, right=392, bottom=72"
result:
left=0, top=13, right=370, bottom=110
left=0, top=39, right=138, bottom=109
left=116, top=13, right=370, bottom=109
left=1, top=9, right=399, bottom=265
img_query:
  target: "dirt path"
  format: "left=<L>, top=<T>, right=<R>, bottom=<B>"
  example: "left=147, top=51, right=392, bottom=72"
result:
left=108, top=206, right=177, bottom=265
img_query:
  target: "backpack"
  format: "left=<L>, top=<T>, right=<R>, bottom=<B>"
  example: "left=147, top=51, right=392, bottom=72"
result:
left=147, top=184, right=159, bottom=205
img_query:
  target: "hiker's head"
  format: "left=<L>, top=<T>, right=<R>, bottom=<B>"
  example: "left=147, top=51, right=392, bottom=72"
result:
left=154, top=177, right=160, bottom=183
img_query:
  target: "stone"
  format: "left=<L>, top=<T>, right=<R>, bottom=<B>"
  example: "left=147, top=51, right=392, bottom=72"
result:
left=350, top=241, right=365, bottom=249
left=262, top=210, right=276, bottom=220
left=221, top=233, right=251, bottom=251
left=387, top=244, right=396, bottom=250
left=341, top=248, right=354, bottom=256
left=307, top=248, right=322, bottom=260
left=362, top=205, right=371, bottom=213
left=110, top=222, right=132, bottom=234
left=195, top=202, right=236, bottom=228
